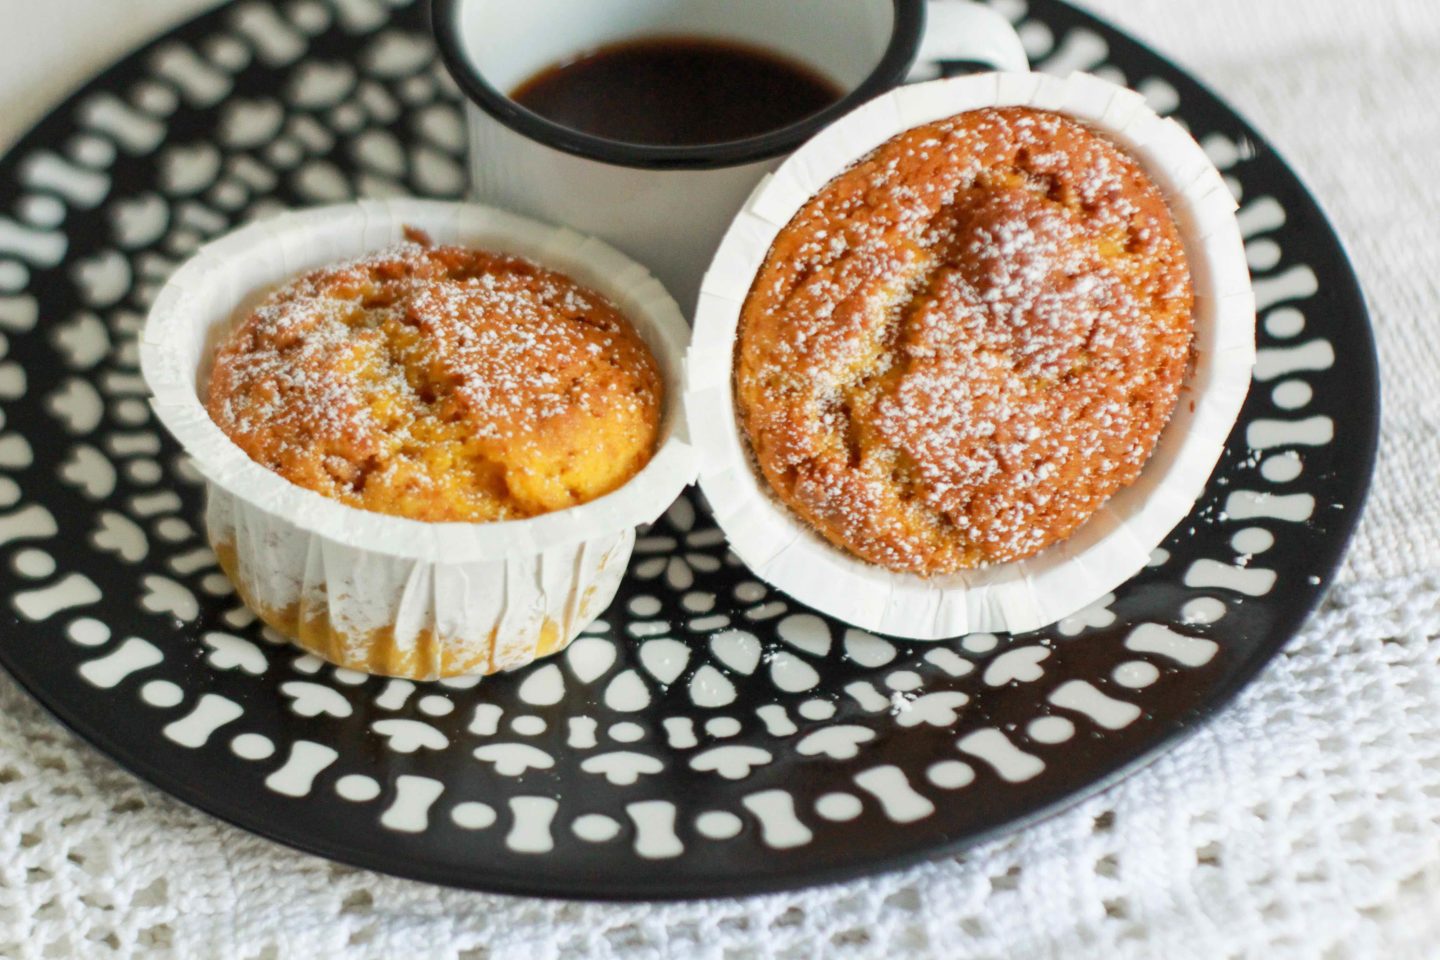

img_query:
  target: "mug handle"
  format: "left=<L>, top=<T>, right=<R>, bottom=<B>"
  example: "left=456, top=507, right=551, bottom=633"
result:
left=908, top=1, right=1030, bottom=81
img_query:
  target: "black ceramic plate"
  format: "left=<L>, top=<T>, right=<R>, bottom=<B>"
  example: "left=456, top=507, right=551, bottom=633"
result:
left=0, top=0, right=1376, bottom=898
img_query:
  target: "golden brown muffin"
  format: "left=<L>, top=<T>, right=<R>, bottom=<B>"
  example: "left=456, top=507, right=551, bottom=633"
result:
left=208, top=231, right=663, bottom=522
left=736, top=107, right=1193, bottom=575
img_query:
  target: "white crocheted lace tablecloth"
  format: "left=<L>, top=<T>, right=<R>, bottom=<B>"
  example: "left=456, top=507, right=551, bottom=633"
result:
left=1, top=1, right=1435, bottom=957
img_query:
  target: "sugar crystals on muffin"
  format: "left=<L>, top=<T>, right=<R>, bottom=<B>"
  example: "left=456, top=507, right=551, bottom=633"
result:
left=208, top=229, right=663, bottom=523
left=735, top=107, right=1193, bottom=575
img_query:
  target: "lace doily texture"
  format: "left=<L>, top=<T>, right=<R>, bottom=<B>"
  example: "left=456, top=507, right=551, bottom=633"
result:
left=0, top=0, right=1435, bottom=957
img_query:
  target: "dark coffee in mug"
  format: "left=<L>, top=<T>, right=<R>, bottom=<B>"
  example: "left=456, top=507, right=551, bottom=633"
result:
left=510, top=36, right=845, bottom=147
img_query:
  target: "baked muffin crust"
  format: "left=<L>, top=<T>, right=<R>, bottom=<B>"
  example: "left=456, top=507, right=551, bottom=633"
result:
left=735, top=107, right=1193, bottom=575
left=208, top=232, right=663, bottom=522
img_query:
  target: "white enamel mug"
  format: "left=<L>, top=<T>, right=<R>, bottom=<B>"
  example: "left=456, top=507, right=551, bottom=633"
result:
left=433, top=0, right=1028, bottom=312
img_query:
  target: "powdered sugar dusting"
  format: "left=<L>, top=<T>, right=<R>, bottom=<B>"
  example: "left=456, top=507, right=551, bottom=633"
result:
left=208, top=232, right=663, bottom=522
left=736, top=108, right=1193, bottom=574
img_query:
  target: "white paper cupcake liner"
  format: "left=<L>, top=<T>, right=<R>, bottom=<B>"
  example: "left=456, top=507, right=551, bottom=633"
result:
left=687, top=72, right=1256, bottom=640
left=142, top=199, right=695, bottom=678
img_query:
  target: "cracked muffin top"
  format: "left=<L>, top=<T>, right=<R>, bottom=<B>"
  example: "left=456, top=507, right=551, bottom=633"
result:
left=735, top=107, right=1194, bottom=575
left=207, top=230, right=662, bottom=523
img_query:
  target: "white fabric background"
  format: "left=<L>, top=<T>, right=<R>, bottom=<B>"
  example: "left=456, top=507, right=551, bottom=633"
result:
left=1, top=1, right=1436, bottom=957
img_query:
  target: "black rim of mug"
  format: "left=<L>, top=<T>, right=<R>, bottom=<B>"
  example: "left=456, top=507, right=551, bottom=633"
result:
left=429, top=0, right=928, bottom=170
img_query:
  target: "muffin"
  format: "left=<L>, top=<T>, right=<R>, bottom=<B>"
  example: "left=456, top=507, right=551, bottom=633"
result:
left=143, top=200, right=694, bottom=680
left=207, top=231, right=663, bottom=524
left=691, top=74, right=1251, bottom=638
left=735, top=106, right=1194, bottom=576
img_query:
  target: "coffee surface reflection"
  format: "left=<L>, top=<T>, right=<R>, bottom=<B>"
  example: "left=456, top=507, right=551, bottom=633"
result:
left=510, top=36, right=845, bottom=147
